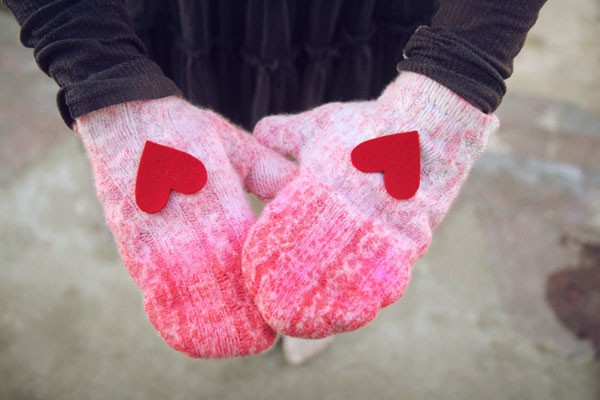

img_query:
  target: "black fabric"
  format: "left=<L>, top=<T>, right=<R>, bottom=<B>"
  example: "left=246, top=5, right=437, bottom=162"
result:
left=5, top=0, right=545, bottom=129
left=125, top=0, right=436, bottom=129
left=398, top=0, right=548, bottom=113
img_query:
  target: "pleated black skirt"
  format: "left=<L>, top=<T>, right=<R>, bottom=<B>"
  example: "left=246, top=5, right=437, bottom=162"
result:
left=126, top=0, right=437, bottom=130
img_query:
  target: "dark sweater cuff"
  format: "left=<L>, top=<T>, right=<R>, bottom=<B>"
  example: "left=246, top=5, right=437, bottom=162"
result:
left=397, top=27, right=505, bottom=114
left=57, top=60, right=182, bottom=127
left=5, top=0, right=182, bottom=128
left=397, top=0, right=547, bottom=114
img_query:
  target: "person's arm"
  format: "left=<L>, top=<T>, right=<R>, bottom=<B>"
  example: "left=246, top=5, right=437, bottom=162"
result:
left=4, top=0, right=181, bottom=127
left=397, top=0, right=548, bottom=113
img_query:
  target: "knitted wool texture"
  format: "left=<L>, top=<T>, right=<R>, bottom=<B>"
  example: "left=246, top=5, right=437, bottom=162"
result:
left=243, top=72, right=500, bottom=338
left=75, top=96, right=298, bottom=358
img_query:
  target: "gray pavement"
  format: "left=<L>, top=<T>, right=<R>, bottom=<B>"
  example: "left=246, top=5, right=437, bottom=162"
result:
left=1, top=8, right=599, bottom=400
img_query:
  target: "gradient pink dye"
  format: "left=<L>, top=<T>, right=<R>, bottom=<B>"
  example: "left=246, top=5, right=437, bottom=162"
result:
left=243, top=72, right=499, bottom=338
left=76, top=96, right=297, bottom=358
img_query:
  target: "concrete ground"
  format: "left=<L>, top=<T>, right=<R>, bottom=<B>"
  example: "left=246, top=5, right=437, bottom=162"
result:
left=1, top=2, right=599, bottom=399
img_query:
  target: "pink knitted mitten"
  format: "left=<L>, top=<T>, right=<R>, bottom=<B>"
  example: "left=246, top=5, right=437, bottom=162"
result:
left=244, top=72, right=499, bottom=338
left=75, top=96, right=297, bottom=358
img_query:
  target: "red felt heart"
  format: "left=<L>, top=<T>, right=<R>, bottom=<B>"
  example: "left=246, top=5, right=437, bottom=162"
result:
left=135, top=141, right=207, bottom=214
left=351, top=131, right=420, bottom=200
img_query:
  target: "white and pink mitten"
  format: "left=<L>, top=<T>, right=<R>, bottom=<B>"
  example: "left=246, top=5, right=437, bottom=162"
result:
left=243, top=72, right=499, bottom=338
left=75, top=96, right=297, bottom=358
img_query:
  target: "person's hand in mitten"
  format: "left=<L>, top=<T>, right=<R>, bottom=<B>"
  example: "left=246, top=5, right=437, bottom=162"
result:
left=75, top=96, right=298, bottom=358
left=243, top=72, right=499, bottom=338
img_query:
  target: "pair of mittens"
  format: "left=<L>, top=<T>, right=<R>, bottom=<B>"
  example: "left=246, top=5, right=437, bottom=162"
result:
left=78, top=71, right=498, bottom=358
left=243, top=72, right=499, bottom=338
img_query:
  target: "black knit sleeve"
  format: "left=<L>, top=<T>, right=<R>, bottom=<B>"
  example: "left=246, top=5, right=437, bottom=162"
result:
left=397, top=0, right=547, bottom=113
left=4, top=0, right=182, bottom=127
